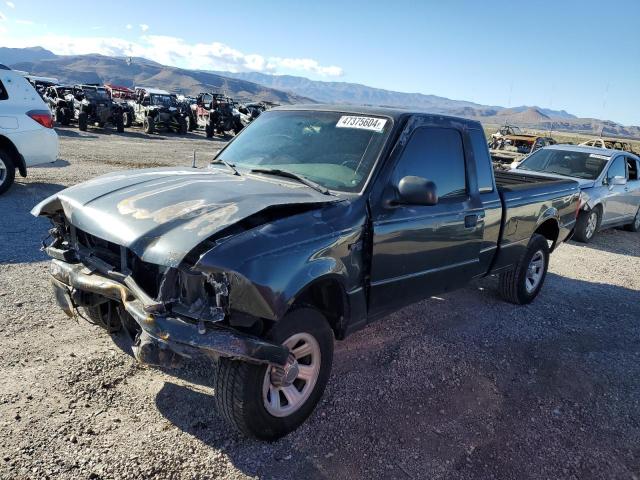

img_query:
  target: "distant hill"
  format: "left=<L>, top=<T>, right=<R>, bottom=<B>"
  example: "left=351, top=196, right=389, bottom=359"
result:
left=3, top=47, right=638, bottom=138
left=6, top=51, right=311, bottom=104
left=0, top=46, right=56, bottom=66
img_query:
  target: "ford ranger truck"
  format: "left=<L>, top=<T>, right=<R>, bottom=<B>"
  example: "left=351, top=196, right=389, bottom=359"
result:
left=32, top=106, right=580, bottom=440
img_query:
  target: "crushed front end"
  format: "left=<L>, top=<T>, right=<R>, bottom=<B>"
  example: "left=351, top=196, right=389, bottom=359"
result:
left=41, top=212, right=289, bottom=369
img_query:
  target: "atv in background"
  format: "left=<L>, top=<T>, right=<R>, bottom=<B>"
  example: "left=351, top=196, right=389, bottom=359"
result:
left=175, top=94, right=197, bottom=132
left=131, top=88, right=187, bottom=134
left=70, top=85, right=125, bottom=133
left=23, top=74, right=59, bottom=99
left=104, top=84, right=136, bottom=128
left=192, top=93, right=243, bottom=138
left=43, top=85, right=74, bottom=126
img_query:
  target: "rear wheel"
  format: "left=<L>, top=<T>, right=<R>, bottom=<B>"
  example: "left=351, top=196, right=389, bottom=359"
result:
left=0, top=149, right=16, bottom=195
left=624, top=207, right=640, bottom=232
left=205, top=122, right=214, bottom=138
left=214, top=307, right=334, bottom=440
left=177, top=117, right=187, bottom=135
left=498, top=233, right=550, bottom=305
left=54, top=107, right=64, bottom=125
left=60, top=108, right=71, bottom=126
left=574, top=208, right=600, bottom=243
left=123, top=111, right=132, bottom=128
left=144, top=116, right=154, bottom=134
left=115, top=115, right=125, bottom=133
left=78, top=112, right=88, bottom=131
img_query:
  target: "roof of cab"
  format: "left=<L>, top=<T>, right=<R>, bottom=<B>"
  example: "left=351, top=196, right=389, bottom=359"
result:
left=545, top=144, right=625, bottom=157
left=273, top=103, right=483, bottom=128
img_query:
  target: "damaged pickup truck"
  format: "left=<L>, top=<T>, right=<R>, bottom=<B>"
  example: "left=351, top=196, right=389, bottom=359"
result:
left=32, top=106, right=580, bottom=440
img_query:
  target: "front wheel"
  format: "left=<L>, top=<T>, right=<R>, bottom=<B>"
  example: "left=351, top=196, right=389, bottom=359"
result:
left=498, top=233, right=550, bottom=305
left=144, top=116, right=154, bottom=134
left=115, top=115, right=125, bottom=133
left=205, top=122, right=214, bottom=138
left=122, top=111, right=132, bottom=128
left=78, top=112, right=88, bottom=131
left=214, top=307, right=334, bottom=440
left=574, top=208, right=600, bottom=243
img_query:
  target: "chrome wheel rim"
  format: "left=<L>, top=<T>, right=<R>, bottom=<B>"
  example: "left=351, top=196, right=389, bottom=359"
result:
left=0, top=158, right=6, bottom=183
left=263, top=332, right=321, bottom=418
left=585, top=211, right=598, bottom=239
left=525, top=250, right=545, bottom=294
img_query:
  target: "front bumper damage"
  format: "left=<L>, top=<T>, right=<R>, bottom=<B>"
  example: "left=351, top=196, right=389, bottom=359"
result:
left=49, top=259, right=289, bottom=368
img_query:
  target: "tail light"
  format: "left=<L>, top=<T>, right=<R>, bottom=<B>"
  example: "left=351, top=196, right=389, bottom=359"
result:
left=27, top=110, right=54, bottom=129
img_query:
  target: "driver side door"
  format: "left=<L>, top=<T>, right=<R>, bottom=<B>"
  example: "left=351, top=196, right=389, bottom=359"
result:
left=601, top=155, right=629, bottom=225
left=368, top=123, right=485, bottom=318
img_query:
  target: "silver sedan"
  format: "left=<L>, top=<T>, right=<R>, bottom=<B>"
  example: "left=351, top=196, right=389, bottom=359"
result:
left=511, top=145, right=640, bottom=242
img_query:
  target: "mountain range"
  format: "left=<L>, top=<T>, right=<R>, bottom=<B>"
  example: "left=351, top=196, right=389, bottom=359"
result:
left=2, top=46, right=638, bottom=138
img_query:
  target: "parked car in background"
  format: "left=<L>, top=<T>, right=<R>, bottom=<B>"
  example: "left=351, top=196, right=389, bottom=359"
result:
left=0, top=65, right=58, bottom=194
left=513, top=145, right=640, bottom=242
left=131, top=87, right=187, bottom=134
left=489, top=133, right=557, bottom=168
left=33, top=106, right=579, bottom=439
left=104, top=84, right=136, bottom=127
left=70, top=85, right=125, bottom=133
left=192, top=92, right=243, bottom=137
left=43, top=85, right=74, bottom=126
left=580, top=138, right=637, bottom=154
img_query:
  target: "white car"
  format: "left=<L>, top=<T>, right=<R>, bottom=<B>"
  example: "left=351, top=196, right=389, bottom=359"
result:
left=0, top=65, right=59, bottom=194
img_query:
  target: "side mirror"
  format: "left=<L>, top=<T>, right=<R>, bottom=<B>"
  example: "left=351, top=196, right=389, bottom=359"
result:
left=609, top=175, right=627, bottom=186
left=397, top=176, right=438, bottom=206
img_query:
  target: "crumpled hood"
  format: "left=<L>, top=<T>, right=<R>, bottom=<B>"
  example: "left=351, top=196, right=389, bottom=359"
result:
left=32, top=167, right=340, bottom=267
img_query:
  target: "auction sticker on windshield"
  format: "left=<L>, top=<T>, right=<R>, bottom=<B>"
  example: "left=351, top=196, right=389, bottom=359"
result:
left=336, top=116, right=387, bottom=132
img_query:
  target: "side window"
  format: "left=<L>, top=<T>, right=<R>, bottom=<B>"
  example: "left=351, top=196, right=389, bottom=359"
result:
left=607, top=156, right=626, bottom=182
left=0, top=80, right=8, bottom=101
left=469, top=128, right=494, bottom=193
left=393, top=127, right=467, bottom=199
left=626, top=157, right=638, bottom=181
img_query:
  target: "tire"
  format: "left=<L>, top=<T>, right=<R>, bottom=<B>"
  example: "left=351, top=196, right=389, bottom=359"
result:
left=177, top=117, right=187, bottom=135
left=78, top=112, right=88, bottom=131
left=115, top=115, right=124, bottom=133
left=214, top=307, right=334, bottom=440
left=83, top=302, right=121, bottom=333
left=233, top=121, right=243, bottom=135
left=187, top=116, right=195, bottom=131
left=144, top=116, right=154, bottom=134
left=498, top=233, right=550, bottom=305
left=0, top=149, right=16, bottom=195
left=61, top=108, right=71, bottom=126
left=624, top=207, right=640, bottom=232
left=574, top=208, right=600, bottom=243
left=205, top=123, right=214, bottom=138
left=54, top=107, right=64, bottom=125
left=123, top=111, right=132, bottom=128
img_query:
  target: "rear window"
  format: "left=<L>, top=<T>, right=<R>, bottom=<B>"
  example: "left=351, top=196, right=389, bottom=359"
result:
left=0, top=80, right=8, bottom=101
left=517, top=149, right=609, bottom=180
left=469, top=129, right=494, bottom=192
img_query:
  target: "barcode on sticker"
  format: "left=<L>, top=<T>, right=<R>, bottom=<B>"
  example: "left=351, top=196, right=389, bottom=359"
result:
left=336, top=116, right=387, bottom=132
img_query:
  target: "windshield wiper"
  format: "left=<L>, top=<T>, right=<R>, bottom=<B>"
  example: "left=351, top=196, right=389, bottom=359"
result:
left=210, top=158, right=240, bottom=176
left=250, top=168, right=331, bottom=195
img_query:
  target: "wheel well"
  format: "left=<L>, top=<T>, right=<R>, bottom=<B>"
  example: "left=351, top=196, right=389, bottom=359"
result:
left=293, top=278, right=346, bottom=339
left=535, top=218, right=560, bottom=250
left=0, top=135, right=25, bottom=177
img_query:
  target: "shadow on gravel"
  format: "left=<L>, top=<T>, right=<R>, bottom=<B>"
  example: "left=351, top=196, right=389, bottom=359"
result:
left=29, top=159, right=71, bottom=169
left=1, top=181, right=66, bottom=264
left=568, top=229, right=640, bottom=258
left=55, top=128, right=99, bottom=139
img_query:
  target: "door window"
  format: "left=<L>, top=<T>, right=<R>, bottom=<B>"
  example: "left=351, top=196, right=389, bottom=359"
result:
left=626, top=158, right=638, bottom=181
left=393, top=127, right=467, bottom=199
left=606, top=156, right=627, bottom=182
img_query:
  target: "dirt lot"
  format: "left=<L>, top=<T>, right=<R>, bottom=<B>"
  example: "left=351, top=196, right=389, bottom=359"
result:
left=1, top=126, right=639, bottom=480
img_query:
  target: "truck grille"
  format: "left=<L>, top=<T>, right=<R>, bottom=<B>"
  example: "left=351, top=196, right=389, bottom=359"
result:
left=75, top=229, right=162, bottom=298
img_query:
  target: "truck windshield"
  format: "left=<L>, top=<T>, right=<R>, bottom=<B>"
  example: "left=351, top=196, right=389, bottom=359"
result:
left=215, top=110, right=392, bottom=192
left=151, top=95, right=175, bottom=107
left=517, top=149, right=610, bottom=180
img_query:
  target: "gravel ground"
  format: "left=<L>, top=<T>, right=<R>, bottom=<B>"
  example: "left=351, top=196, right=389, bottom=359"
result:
left=1, top=126, right=639, bottom=480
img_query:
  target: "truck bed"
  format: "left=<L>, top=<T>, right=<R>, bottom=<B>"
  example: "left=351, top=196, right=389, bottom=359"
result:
left=489, top=170, right=580, bottom=273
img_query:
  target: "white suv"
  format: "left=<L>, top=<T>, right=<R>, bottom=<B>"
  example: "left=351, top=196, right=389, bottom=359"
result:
left=0, top=65, right=59, bottom=194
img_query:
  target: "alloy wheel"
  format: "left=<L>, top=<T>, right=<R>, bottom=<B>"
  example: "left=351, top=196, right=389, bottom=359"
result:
left=525, top=250, right=545, bottom=294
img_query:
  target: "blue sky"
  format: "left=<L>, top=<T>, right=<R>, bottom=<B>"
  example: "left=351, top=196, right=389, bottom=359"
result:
left=1, top=0, right=639, bottom=125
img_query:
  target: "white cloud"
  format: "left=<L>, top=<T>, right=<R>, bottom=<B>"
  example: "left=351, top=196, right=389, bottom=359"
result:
left=139, top=24, right=149, bottom=32
left=125, top=24, right=132, bottom=30
left=2, top=34, right=344, bottom=77
left=0, top=11, right=6, bottom=21
left=5, top=1, right=14, bottom=8
left=14, top=19, right=32, bottom=25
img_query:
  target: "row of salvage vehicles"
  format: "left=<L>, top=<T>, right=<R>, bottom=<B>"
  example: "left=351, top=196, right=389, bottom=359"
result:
left=25, top=75, right=269, bottom=137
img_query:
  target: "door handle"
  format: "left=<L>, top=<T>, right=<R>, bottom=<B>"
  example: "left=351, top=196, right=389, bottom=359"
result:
left=464, top=214, right=478, bottom=228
